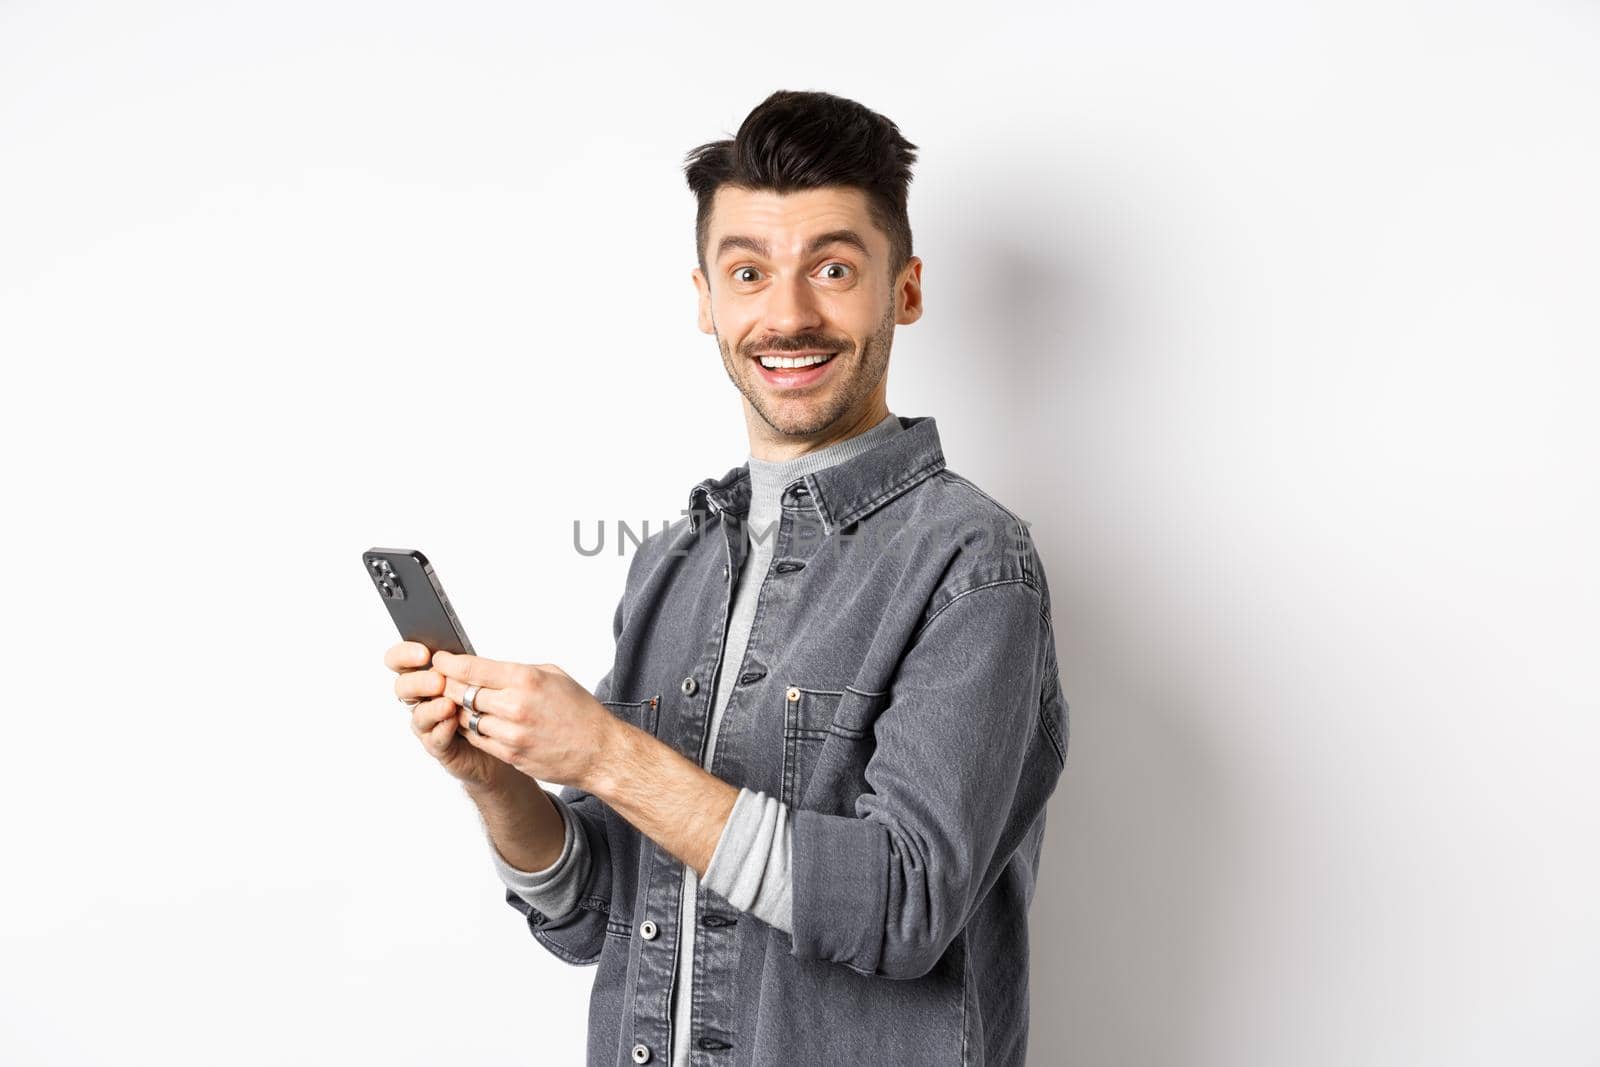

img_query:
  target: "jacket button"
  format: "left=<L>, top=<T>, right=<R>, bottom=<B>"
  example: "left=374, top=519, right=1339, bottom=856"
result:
left=631, top=1044, right=651, bottom=1063
left=681, top=676, right=698, bottom=696
left=721, top=563, right=729, bottom=579
left=638, top=919, right=658, bottom=940
left=786, top=686, right=800, bottom=702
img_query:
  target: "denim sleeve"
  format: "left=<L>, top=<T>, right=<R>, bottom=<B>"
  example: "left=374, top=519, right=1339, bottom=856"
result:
left=500, top=589, right=628, bottom=967
left=788, top=578, right=1066, bottom=980
left=502, top=781, right=615, bottom=966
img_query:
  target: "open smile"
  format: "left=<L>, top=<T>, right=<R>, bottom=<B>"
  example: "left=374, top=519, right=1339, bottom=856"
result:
left=750, top=350, right=839, bottom=389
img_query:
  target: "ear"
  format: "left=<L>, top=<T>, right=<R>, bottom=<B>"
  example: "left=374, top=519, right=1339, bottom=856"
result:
left=692, top=266, right=715, bottom=335
left=895, top=256, right=924, bottom=326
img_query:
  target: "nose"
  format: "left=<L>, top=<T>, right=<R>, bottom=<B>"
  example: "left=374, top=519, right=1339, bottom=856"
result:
left=762, top=271, right=823, bottom=336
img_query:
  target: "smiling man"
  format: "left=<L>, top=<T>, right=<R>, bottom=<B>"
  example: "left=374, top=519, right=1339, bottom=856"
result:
left=385, top=89, right=1069, bottom=1066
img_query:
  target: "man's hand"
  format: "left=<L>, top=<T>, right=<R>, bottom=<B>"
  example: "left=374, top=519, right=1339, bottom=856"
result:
left=430, top=650, right=622, bottom=791
left=422, top=649, right=738, bottom=880
left=385, top=641, right=519, bottom=794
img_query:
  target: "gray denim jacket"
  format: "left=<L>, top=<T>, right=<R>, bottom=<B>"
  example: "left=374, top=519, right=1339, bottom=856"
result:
left=503, top=415, right=1069, bottom=1067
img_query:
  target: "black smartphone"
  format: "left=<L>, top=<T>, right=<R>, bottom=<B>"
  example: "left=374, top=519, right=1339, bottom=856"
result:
left=363, top=546, right=476, bottom=656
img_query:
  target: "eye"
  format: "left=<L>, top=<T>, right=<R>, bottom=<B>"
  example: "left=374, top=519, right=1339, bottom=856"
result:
left=733, top=267, right=761, bottom=284
left=819, top=262, right=852, bottom=280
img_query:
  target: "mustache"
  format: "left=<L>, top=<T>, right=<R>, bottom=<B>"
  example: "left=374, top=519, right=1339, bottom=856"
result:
left=742, top=337, right=848, bottom=355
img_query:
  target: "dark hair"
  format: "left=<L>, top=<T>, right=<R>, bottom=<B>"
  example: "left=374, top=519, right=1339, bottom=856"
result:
left=683, top=90, right=919, bottom=281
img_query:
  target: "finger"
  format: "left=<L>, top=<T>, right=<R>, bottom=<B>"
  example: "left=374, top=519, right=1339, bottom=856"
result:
left=441, top=677, right=525, bottom=718
left=456, top=709, right=520, bottom=765
left=395, top=668, right=447, bottom=703
left=411, top=695, right=458, bottom=736
left=385, top=641, right=433, bottom=672
left=453, top=700, right=513, bottom=742
left=426, top=714, right=473, bottom=757
left=431, top=651, right=528, bottom=689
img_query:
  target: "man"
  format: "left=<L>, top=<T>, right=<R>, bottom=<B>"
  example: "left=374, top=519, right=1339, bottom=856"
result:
left=384, top=89, right=1068, bottom=1066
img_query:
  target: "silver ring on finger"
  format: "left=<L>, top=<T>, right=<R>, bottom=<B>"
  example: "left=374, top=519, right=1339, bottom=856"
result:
left=468, top=708, right=484, bottom=735
left=399, top=696, right=421, bottom=707
left=463, top=684, right=482, bottom=713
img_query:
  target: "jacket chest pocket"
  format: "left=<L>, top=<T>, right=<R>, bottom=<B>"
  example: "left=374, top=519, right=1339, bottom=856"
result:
left=600, top=694, right=661, bottom=737
left=780, top=685, right=890, bottom=811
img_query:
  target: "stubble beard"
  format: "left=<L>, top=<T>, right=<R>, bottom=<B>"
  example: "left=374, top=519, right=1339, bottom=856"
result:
left=717, top=299, right=896, bottom=439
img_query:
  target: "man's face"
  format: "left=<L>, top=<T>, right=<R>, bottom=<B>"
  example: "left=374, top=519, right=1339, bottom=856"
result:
left=692, top=186, right=922, bottom=444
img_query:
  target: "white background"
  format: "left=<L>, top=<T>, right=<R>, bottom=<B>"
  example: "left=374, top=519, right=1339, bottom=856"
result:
left=2, top=1, right=1596, bottom=1064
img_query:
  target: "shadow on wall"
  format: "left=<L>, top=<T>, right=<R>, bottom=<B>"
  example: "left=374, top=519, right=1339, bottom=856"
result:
left=945, top=217, right=1242, bottom=1066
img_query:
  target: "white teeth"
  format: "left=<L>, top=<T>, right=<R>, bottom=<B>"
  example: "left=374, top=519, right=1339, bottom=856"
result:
left=759, top=352, right=835, bottom=370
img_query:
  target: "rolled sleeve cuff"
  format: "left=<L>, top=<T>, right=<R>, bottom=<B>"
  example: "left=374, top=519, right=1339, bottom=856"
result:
left=789, top=807, right=890, bottom=976
left=703, top=787, right=795, bottom=934
left=488, top=791, right=590, bottom=921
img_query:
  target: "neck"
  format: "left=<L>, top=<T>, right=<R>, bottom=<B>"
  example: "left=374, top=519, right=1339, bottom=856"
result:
left=745, top=400, right=892, bottom=462
left=745, top=409, right=902, bottom=503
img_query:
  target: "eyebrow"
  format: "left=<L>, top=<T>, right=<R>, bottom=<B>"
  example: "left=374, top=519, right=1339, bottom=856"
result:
left=714, top=229, right=872, bottom=263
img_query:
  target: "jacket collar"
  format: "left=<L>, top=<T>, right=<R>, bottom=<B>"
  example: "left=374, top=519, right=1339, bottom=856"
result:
left=686, top=415, right=946, bottom=536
